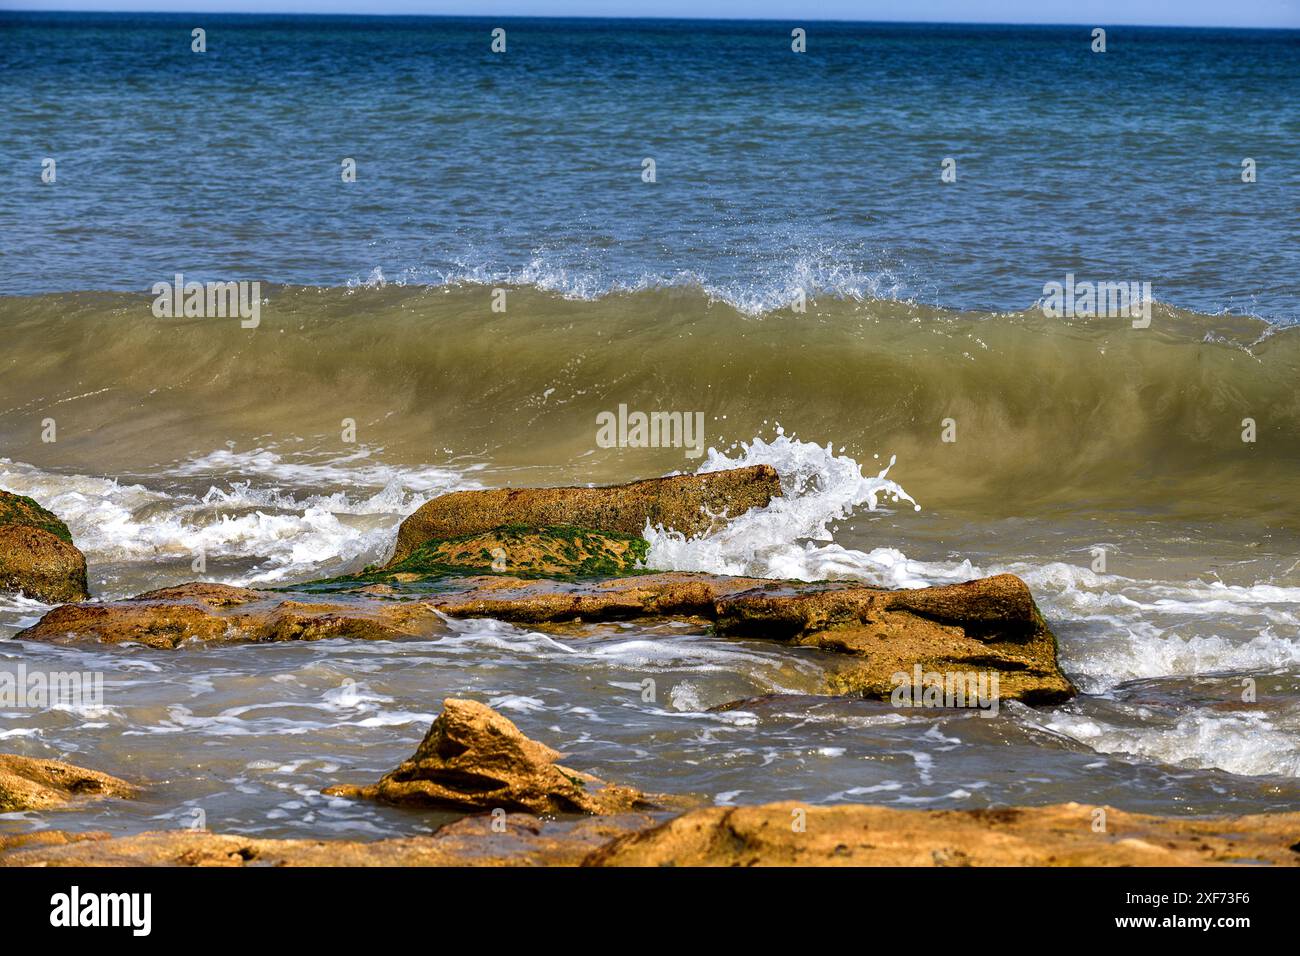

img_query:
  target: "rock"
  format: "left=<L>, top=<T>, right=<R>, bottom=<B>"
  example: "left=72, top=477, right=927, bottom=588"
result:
left=16, top=582, right=442, bottom=649
left=0, top=490, right=89, bottom=603
left=436, top=572, right=1075, bottom=704
left=0, top=814, right=659, bottom=867
left=388, top=464, right=781, bottom=564
left=713, top=573, right=1075, bottom=704
left=584, top=801, right=1300, bottom=867
left=324, top=698, right=658, bottom=814
left=0, top=754, right=138, bottom=812
left=15, top=571, right=1073, bottom=704
left=374, top=525, right=650, bottom=579
left=8, top=801, right=1298, bottom=867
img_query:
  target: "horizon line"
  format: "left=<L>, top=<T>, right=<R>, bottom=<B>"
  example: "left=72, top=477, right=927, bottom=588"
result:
left=4, top=8, right=1299, bottom=31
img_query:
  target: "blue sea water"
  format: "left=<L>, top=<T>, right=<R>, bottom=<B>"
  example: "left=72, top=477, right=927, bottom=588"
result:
left=2, top=13, right=1298, bottom=319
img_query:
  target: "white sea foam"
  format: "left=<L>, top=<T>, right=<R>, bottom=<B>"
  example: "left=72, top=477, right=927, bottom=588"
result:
left=644, top=430, right=924, bottom=582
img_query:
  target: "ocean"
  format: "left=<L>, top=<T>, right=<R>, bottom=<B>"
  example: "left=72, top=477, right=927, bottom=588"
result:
left=1, top=13, right=1298, bottom=841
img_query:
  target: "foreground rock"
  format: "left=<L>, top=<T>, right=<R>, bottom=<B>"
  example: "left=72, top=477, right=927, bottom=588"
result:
left=0, top=490, right=89, bottom=603
left=586, top=802, right=1300, bottom=867
left=17, top=572, right=1074, bottom=703
left=0, top=754, right=137, bottom=812
left=5, top=802, right=1297, bottom=867
left=325, top=698, right=660, bottom=814
left=16, top=582, right=443, bottom=649
left=0, top=813, right=656, bottom=867
left=388, top=465, right=781, bottom=565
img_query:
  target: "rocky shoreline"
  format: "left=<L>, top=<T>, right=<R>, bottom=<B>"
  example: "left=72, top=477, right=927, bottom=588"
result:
left=1, top=468, right=1295, bottom=867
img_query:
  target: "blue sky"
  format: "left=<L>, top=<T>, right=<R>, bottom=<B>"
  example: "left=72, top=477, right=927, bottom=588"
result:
left=6, top=0, right=1299, bottom=28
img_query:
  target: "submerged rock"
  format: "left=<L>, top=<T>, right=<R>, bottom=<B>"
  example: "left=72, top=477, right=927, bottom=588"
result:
left=0, top=490, right=89, bottom=603
left=0, top=754, right=138, bottom=813
left=324, top=698, right=658, bottom=814
left=584, top=801, right=1300, bottom=867
left=387, top=464, right=781, bottom=565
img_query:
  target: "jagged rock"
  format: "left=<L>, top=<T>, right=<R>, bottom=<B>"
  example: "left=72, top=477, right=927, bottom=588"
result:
left=584, top=801, right=1300, bottom=867
left=0, top=491, right=89, bottom=603
left=0, top=814, right=659, bottom=867
left=324, top=698, right=658, bottom=814
left=0, top=754, right=138, bottom=812
left=16, top=582, right=442, bottom=649
left=713, top=573, right=1075, bottom=704
left=388, top=464, right=781, bottom=564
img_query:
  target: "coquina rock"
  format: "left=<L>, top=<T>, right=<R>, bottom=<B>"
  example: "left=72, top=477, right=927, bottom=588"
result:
left=387, top=464, right=781, bottom=565
left=0, top=490, right=89, bottom=603
left=368, top=525, right=650, bottom=580
left=16, top=582, right=444, bottom=649
left=0, top=754, right=137, bottom=813
left=5, top=802, right=1298, bottom=867
left=583, top=801, right=1300, bottom=867
left=324, top=698, right=659, bottom=814
left=16, top=572, right=1074, bottom=704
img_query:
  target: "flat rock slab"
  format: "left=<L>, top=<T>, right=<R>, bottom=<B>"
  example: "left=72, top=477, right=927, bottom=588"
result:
left=6, top=802, right=1297, bottom=867
left=0, top=754, right=138, bottom=813
left=16, top=572, right=1075, bottom=704
left=0, top=813, right=659, bottom=867
left=585, top=801, right=1300, bottom=867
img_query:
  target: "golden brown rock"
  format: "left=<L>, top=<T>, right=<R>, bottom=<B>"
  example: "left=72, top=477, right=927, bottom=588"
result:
left=388, top=465, right=781, bottom=564
left=0, top=814, right=659, bottom=867
left=325, top=698, right=659, bottom=814
left=17, top=582, right=442, bottom=649
left=0, top=489, right=89, bottom=603
left=0, top=754, right=138, bottom=812
left=584, top=801, right=1300, bottom=867
left=713, top=573, right=1075, bottom=704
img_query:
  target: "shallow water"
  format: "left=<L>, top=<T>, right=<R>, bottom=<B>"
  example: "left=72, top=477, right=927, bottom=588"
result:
left=2, top=435, right=1298, bottom=841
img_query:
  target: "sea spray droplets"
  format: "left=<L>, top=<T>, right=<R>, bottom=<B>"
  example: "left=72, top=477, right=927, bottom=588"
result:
left=643, top=430, right=922, bottom=581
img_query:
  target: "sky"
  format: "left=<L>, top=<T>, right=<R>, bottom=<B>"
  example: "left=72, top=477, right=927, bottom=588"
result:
left=4, top=0, right=1299, bottom=28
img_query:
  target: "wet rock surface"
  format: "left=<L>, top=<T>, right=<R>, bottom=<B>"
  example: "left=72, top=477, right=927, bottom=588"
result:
left=0, top=490, right=89, bottom=603
left=15, top=572, right=1074, bottom=703
left=388, top=464, right=782, bottom=564
left=0, top=754, right=138, bottom=813
left=324, top=698, right=662, bottom=814
left=584, top=801, right=1300, bottom=867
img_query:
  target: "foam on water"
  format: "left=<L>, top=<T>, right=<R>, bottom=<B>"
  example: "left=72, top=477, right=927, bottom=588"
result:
left=644, top=429, right=925, bottom=582
left=0, top=453, right=479, bottom=589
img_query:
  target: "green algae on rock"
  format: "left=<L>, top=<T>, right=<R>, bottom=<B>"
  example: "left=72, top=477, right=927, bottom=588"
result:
left=360, top=525, right=651, bottom=581
left=0, top=490, right=89, bottom=603
left=387, top=464, right=781, bottom=565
